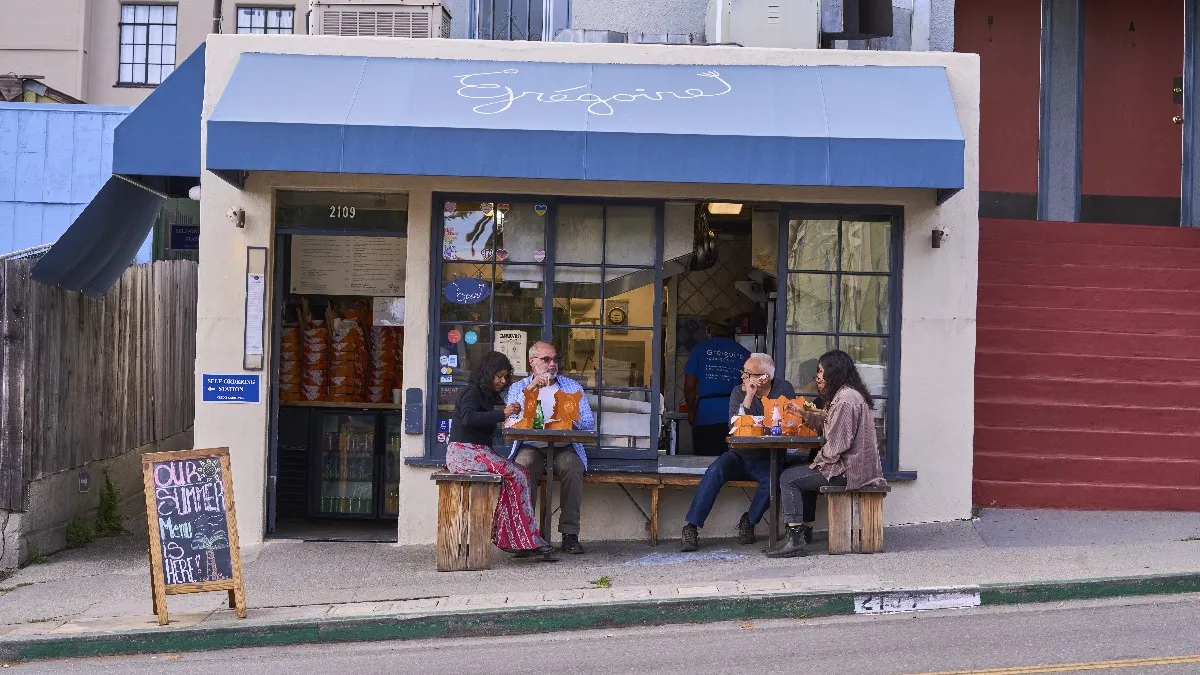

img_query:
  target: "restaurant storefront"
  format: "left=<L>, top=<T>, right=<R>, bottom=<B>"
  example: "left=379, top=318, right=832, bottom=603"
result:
left=180, top=34, right=979, bottom=546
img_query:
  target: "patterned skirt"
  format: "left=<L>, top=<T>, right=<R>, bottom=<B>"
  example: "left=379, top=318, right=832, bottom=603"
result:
left=445, top=442, right=546, bottom=552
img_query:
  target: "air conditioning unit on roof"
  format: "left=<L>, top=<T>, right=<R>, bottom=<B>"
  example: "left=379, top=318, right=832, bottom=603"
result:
left=312, top=1, right=451, bottom=38
left=706, top=0, right=820, bottom=48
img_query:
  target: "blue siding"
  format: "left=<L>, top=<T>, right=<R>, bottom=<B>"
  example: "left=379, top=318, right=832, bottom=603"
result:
left=0, top=102, right=152, bottom=262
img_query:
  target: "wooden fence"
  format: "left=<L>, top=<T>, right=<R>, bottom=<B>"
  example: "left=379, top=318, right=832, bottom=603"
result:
left=0, top=259, right=198, bottom=511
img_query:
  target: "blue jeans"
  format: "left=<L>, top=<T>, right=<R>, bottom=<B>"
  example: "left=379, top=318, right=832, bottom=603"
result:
left=685, top=451, right=774, bottom=528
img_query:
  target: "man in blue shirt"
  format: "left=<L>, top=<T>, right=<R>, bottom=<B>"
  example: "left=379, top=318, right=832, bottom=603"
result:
left=684, top=310, right=750, bottom=456
left=505, top=341, right=596, bottom=554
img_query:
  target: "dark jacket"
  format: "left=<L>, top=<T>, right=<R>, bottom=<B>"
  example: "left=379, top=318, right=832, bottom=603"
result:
left=449, top=385, right=505, bottom=445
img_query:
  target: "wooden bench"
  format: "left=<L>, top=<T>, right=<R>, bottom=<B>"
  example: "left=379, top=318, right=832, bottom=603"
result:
left=819, top=484, right=891, bottom=554
left=431, top=472, right=501, bottom=572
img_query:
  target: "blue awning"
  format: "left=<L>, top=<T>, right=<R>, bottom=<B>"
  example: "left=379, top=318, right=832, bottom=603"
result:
left=32, top=44, right=205, bottom=294
left=113, top=43, right=205, bottom=182
left=30, top=176, right=165, bottom=297
left=207, top=54, right=965, bottom=192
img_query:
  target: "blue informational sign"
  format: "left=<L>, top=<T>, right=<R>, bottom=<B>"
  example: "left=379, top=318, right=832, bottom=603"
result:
left=444, top=277, right=490, bottom=305
left=169, top=224, right=201, bottom=250
left=202, top=374, right=261, bottom=403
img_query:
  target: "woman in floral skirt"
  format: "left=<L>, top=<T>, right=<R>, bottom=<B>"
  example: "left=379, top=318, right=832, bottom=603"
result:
left=446, top=351, right=558, bottom=562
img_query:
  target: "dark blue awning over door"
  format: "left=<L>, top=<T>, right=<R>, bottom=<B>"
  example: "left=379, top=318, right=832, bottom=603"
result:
left=207, top=53, right=966, bottom=192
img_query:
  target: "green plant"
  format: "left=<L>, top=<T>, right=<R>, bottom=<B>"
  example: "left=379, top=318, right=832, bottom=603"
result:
left=589, top=576, right=613, bottom=589
left=65, top=519, right=95, bottom=549
left=25, top=548, right=49, bottom=565
left=94, top=469, right=124, bottom=537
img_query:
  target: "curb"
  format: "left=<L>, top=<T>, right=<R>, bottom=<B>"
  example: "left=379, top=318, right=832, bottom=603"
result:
left=3, top=572, right=1200, bottom=663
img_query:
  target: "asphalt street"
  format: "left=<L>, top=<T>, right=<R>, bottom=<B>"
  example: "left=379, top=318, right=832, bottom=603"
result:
left=7, top=593, right=1200, bottom=674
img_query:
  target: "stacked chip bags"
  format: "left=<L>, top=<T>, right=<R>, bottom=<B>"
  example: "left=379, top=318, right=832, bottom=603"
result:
left=279, top=323, right=302, bottom=402
left=367, top=327, right=400, bottom=402
left=328, top=305, right=366, bottom=402
left=302, top=318, right=329, bottom=401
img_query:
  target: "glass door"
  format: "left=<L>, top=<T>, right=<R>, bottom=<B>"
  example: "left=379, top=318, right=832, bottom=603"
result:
left=313, top=413, right=377, bottom=517
left=382, top=414, right=402, bottom=517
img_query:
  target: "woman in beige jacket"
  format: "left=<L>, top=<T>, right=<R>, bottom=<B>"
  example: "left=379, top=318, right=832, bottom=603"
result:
left=767, top=350, right=887, bottom=558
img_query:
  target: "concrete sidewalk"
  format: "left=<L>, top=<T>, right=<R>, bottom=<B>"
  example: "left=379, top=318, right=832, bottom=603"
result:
left=2, top=509, right=1200, bottom=662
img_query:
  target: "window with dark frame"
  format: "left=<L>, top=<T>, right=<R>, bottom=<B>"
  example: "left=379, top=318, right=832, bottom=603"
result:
left=236, top=6, right=296, bottom=34
left=118, top=4, right=177, bottom=86
left=780, top=215, right=901, bottom=467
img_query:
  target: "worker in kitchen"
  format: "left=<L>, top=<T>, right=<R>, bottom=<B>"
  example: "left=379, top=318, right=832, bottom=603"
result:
left=684, top=308, right=751, bottom=457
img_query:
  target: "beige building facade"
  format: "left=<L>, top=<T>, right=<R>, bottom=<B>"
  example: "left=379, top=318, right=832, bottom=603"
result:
left=0, top=0, right=307, bottom=106
left=190, top=34, right=980, bottom=548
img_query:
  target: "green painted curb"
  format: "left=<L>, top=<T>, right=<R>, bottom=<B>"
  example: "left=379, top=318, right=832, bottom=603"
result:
left=3, top=572, right=1199, bottom=663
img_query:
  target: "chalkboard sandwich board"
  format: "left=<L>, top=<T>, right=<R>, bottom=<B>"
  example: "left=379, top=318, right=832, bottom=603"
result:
left=142, top=447, right=247, bottom=625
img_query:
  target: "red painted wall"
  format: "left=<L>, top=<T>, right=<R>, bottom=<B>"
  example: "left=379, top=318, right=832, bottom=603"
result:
left=955, top=0, right=1042, bottom=194
left=1082, top=0, right=1184, bottom=198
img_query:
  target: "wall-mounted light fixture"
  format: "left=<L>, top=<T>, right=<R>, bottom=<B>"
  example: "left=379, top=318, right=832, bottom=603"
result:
left=932, top=228, right=947, bottom=248
left=227, top=207, right=245, bottom=228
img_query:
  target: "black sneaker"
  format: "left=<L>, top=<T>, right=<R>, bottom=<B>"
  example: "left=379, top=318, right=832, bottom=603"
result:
left=799, top=523, right=813, bottom=545
left=736, top=512, right=756, bottom=545
left=561, top=534, right=585, bottom=555
left=681, top=523, right=699, bottom=552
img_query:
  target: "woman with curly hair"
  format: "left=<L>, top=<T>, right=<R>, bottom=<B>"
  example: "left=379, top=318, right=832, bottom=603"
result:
left=446, top=351, right=557, bottom=562
left=766, top=349, right=888, bottom=558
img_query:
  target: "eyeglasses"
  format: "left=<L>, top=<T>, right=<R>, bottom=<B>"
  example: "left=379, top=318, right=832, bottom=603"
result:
left=741, top=371, right=767, bottom=379
left=533, top=355, right=561, bottom=364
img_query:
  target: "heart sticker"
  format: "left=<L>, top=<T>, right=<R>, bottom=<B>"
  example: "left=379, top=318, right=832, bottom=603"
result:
left=482, top=202, right=495, bottom=216
left=498, top=203, right=510, bottom=212
left=534, top=204, right=548, bottom=216
left=496, top=249, right=510, bottom=261
left=444, top=202, right=457, bottom=213
left=533, top=250, right=546, bottom=263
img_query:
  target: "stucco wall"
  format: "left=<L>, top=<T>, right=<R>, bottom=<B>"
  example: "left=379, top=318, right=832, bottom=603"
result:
left=198, top=34, right=979, bottom=547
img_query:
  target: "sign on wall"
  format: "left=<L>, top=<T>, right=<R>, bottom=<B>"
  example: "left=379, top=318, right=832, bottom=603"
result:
left=290, top=235, right=406, bottom=296
left=496, top=329, right=529, bottom=376
left=142, top=447, right=247, bottom=625
left=202, top=374, right=261, bottom=403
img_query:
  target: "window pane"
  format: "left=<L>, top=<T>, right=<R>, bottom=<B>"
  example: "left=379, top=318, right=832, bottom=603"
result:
left=528, top=0, right=545, bottom=40
left=440, top=263, right=494, bottom=323
left=134, top=25, right=147, bottom=43
left=119, top=63, right=134, bottom=83
left=552, top=273, right=602, bottom=326
left=840, top=336, right=889, bottom=397
left=238, top=25, right=253, bottom=34
left=493, top=265, right=545, bottom=325
left=148, top=64, right=162, bottom=84
left=161, top=64, right=174, bottom=79
left=556, top=204, right=603, bottom=264
left=135, top=5, right=149, bottom=22
left=783, top=334, right=835, bottom=395
left=870, top=397, right=888, bottom=456
left=267, top=10, right=280, bottom=28
left=150, top=25, right=163, bottom=44
left=495, top=202, right=545, bottom=263
left=443, top=202, right=497, bottom=261
left=604, top=205, right=655, bottom=266
left=785, top=273, right=835, bottom=332
left=604, top=268, right=654, bottom=327
left=133, top=44, right=147, bottom=64
left=842, top=220, right=891, bottom=273
left=147, top=45, right=161, bottom=65
left=595, top=390, right=654, bottom=449
left=163, top=45, right=176, bottom=64
left=121, top=25, right=134, bottom=44
left=120, top=45, right=133, bottom=62
left=164, top=5, right=177, bottom=22
left=282, top=10, right=294, bottom=28
left=238, top=8, right=252, bottom=27
left=436, top=324, right=492, bottom=386
left=839, top=275, right=889, bottom=334
left=122, top=5, right=135, bottom=22
left=149, top=5, right=163, bottom=23
left=163, top=25, right=176, bottom=45
left=600, top=329, right=651, bottom=388
left=552, top=326, right=598, bottom=388
left=134, top=63, right=147, bottom=83
left=787, top=219, right=838, bottom=270
left=493, top=326, right=540, bottom=377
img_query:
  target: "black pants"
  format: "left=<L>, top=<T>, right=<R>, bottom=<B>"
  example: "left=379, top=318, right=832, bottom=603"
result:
left=692, top=424, right=729, bottom=457
left=780, top=465, right=846, bottom=523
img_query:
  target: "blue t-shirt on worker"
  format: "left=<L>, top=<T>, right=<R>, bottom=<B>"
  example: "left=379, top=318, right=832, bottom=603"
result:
left=685, top=337, right=751, bottom=427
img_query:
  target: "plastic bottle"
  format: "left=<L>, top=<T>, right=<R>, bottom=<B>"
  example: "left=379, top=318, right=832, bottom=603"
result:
left=770, top=404, right=782, bottom=437
left=533, top=401, right=545, bottom=430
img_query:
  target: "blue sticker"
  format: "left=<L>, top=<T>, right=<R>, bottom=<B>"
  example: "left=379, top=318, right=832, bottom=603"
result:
left=464, top=331, right=478, bottom=345
left=444, top=277, right=490, bottom=305
left=438, top=419, right=451, bottom=433
left=440, top=375, right=453, bottom=383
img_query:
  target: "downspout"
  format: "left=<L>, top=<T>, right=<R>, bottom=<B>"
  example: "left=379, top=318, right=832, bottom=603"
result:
left=212, top=0, right=223, bottom=33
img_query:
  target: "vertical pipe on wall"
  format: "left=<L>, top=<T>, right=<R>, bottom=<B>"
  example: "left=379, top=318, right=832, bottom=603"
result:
left=1183, top=0, right=1199, bottom=226
left=1037, top=0, right=1084, bottom=222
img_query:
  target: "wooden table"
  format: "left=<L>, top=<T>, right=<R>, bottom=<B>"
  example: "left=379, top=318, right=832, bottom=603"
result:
left=501, top=428, right=598, bottom=542
left=725, top=435, right=824, bottom=550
